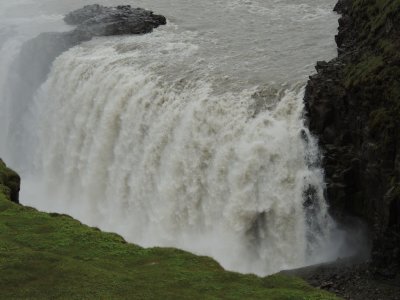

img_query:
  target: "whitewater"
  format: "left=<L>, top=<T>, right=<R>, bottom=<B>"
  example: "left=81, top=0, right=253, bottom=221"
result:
left=0, top=0, right=346, bottom=275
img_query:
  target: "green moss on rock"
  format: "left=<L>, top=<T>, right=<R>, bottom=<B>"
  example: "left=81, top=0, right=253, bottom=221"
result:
left=0, top=159, right=20, bottom=203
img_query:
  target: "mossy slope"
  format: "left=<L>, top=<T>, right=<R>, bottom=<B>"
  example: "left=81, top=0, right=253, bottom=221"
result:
left=0, top=162, right=338, bottom=299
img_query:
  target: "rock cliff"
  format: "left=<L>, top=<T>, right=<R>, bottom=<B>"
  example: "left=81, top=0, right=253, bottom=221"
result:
left=305, top=0, right=400, bottom=276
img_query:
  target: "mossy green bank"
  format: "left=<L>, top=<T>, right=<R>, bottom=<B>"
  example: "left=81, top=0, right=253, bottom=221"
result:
left=0, top=162, right=339, bottom=299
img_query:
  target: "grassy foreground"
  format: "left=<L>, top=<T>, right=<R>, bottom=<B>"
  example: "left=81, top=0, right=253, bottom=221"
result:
left=0, top=164, right=338, bottom=299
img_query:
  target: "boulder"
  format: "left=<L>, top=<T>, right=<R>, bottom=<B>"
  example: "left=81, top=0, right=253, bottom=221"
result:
left=64, top=4, right=166, bottom=36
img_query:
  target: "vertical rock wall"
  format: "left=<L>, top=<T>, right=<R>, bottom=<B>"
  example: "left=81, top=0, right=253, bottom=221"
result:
left=305, top=0, right=400, bottom=276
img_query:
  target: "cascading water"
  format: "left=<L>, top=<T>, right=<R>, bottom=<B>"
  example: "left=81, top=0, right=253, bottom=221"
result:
left=0, top=0, right=347, bottom=275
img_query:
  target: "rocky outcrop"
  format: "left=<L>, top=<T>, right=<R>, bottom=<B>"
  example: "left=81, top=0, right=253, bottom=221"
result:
left=64, top=4, right=166, bottom=35
left=305, top=0, right=400, bottom=277
left=0, top=159, right=20, bottom=204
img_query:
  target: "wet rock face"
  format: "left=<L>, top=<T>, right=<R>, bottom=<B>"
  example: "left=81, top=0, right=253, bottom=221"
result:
left=64, top=4, right=166, bottom=36
left=305, top=0, right=400, bottom=275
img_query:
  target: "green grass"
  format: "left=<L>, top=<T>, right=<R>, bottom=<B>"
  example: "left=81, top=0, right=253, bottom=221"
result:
left=0, top=163, right=339, bottom=299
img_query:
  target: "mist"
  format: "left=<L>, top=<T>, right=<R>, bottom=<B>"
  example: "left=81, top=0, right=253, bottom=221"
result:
left=0, top=0, right=368, bottom=276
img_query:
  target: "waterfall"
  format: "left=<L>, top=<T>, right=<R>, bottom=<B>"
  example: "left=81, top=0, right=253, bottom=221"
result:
left=0, top=0, right=346, bottom=276
left=18, top=32, right=338, bottom=275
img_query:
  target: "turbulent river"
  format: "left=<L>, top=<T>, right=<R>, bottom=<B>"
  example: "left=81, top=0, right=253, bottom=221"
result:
left=0, top=0, right=348, bottom=275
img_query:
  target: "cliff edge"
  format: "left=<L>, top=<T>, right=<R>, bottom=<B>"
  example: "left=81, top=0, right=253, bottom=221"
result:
left=305, top=0, right=400, bottom=278
left=0, top=161, right=338, bottom=299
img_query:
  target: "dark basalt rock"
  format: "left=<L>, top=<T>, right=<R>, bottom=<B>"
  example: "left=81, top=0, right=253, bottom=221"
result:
left=64, top=4, right=166, bottom=36
left=305, top=0, right=400, bottom=278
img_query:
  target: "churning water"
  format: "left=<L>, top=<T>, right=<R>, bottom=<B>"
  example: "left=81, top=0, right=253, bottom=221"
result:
left=0, top=0, right=347, bottom=275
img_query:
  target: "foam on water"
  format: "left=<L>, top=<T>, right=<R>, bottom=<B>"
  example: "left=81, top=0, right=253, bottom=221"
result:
left=0, top=0, right=346, bottom=275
